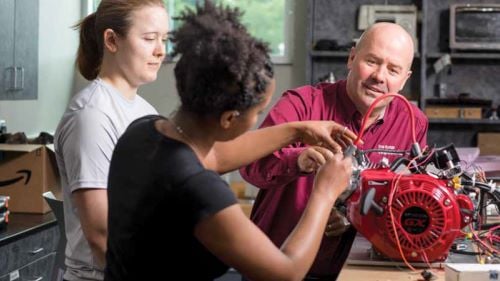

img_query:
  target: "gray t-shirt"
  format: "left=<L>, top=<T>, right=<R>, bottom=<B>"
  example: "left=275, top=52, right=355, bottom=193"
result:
left=54, top=78, right=157, bottom=281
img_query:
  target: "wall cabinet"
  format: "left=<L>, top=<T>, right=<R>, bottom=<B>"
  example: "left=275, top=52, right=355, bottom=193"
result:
left=0, top=0, right=39, bottom=100
left=307, top=0, right=500, bottom=147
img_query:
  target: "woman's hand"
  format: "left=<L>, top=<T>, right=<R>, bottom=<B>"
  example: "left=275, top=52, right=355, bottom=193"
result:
left=297, top=146, right=334, bottom=174
left=296, top=121, right=358, bottom=153
left=313, top=151, right=353, bottom=202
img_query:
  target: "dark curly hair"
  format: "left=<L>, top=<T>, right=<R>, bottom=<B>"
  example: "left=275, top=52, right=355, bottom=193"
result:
left=170, top=0, right=274, bottom=118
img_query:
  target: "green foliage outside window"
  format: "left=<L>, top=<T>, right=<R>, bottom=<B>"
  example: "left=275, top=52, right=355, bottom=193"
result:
left=92, top=0, right=288, bottom=60
left=166, top=0, right=286, bottom=57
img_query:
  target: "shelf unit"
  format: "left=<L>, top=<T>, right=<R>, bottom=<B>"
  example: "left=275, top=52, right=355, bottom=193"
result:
left=427, top=53, right=500, bottom=60
left=306, top=0, right=500, bottom=147
left=429, top=119, right=500, bottom=125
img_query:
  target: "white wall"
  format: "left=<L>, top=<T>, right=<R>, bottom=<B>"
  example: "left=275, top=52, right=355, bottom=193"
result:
left=0, top=0, right=80, bottom=136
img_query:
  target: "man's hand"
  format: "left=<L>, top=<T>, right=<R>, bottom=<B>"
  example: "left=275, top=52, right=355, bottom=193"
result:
left=297, top=146, right=334, bottom=173
left=324, top=208, right=351, bottom=237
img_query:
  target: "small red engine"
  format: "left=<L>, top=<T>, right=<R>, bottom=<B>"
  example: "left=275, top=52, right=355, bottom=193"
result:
left=345, top=167, right=474, bottom=262
left=339, top=94, right=499, bottom=264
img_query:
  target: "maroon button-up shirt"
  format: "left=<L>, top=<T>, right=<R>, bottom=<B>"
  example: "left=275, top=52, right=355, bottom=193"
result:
left=240, top=80, right=428, bottom=277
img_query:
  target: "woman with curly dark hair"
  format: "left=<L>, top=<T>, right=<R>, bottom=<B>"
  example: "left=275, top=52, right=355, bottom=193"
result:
left=105, top=1, right=355, bottom=280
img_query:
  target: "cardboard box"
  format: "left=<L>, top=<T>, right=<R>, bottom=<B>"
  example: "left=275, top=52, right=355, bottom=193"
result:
left=425, top=106, right=482, bottom=119
left=478, top=133, right=500, bottom=155
left=445, top=263, right=499, bottom=281
left=0, top=144, right=60, bottom=213
left=238, top=199, right=254, bottom=218
left=230, top=181, right=247, bottom=199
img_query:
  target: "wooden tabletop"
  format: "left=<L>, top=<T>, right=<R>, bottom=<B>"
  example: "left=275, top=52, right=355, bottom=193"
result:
left=338, top=264, right=445, bottom=281
left=337, top=233, right=487, bottom=281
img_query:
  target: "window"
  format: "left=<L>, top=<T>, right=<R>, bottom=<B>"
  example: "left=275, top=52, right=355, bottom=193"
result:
left=88, top=0, right=293, bottom=64
left=166, top=0, right=294, bottom=64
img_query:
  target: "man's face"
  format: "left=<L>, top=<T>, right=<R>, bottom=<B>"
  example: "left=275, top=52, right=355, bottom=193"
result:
left=346, top=26, right=413, bottom=114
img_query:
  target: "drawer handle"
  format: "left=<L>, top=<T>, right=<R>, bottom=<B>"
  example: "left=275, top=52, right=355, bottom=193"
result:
left=24, top=277, right=43, bottom=281
left=28, top=247, right=44, bottom=255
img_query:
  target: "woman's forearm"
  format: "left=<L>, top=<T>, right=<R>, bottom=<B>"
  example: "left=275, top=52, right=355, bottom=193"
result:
left=279, top=190, right=333, bottom=275
left=210, top=122, right=301, bottom=173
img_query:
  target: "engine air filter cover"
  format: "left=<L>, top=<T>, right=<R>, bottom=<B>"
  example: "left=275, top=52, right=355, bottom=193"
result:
left=347, top=169, right=468, bottom=262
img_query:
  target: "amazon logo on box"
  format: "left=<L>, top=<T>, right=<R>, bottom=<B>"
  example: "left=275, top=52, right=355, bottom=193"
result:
left=0, top=144, right=60, bottom=214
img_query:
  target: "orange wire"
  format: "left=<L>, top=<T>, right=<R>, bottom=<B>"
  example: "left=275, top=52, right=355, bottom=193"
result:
left=354, top=93, right=416, bottom=146
left=471, top=224, right=500, bottom=255
left=387, top=153, right=437, bottom=271
left=388, top=169, right=417, bottom=271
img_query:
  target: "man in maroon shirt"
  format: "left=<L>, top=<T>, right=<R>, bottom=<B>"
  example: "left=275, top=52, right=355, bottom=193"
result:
left=239, top=22, right=428, bottom=280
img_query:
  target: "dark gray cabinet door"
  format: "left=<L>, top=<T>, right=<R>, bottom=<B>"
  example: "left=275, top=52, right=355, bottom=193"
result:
left=0, top=226, right=58, bottom=277
left=0, top=0, right=15, bottom=98
left=215, top=269, right=242, bottom=281
left=0, top=0, right=38, bottom=100
left=13, top=0, right=38, bottom=100
left=0, top=253, right=55, bottom=281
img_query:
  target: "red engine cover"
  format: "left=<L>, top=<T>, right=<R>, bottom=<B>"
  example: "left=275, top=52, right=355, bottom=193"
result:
left=346, top=168, right=472, bottom=262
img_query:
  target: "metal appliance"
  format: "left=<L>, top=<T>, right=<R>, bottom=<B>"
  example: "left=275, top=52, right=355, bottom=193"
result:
left=358, top=4, right=418, bottom=50
left=450, top=3, right=500, bottom=50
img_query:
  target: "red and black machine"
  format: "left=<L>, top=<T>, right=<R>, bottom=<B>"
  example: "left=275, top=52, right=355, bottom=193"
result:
left=337, top=94, right=500, bottom=265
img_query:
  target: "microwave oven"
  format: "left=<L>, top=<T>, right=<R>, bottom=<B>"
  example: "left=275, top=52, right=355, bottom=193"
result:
left=358, top=4, right=418, bottom=50
left=449, top=3, right=500, bottom=50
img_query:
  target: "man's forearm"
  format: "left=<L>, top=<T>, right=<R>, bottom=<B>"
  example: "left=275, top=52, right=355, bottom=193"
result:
left=239, top=147, right=306, bottom=189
